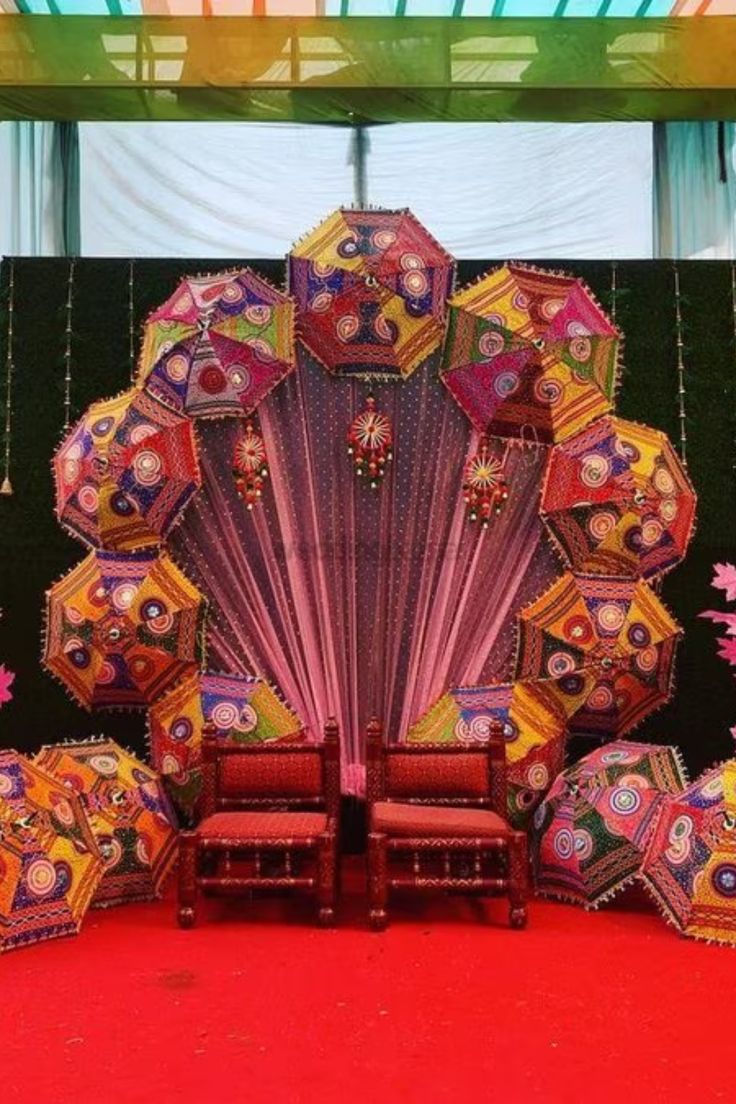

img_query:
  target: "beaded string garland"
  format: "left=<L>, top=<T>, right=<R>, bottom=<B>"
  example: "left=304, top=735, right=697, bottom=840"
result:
left=63, top=258, right=75, bottom=432
left=1, top=260, right=14, bottom=496
left=673, top=263, right=689, bottom=468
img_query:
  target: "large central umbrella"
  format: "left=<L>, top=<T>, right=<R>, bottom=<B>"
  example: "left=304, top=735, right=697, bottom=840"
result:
left=641, top=760, right=736, bottom=945
left=516, top=572, right=681, bottom=739
left=0, top=750, right=102, bottom=952
left=289, top=207, right=454, bottom=379
left=407, top=680, right=574, bottom=827
left=36, top=739, right=177, bottom=908
left=44, top=548, right=206, bottom=710
left=441, top=263, right=619, bottom=443
left=149, top=669, right=302, bottom=815
left=53, top=387, right=201, bottom=552
left=138, top=269, right=295, bottom=418
left=533, top=739, right=687, bottom=907
left=541, top=415, right=696, bottom=579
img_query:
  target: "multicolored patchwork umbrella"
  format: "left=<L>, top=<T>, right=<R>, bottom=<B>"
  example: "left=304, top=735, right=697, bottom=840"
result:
left=533, top=739, right=687, bottom=907
left=149, top=670, right=302, bottom=813
left=138, top=269, right=295, bottom=418
left=516, top=572, right=681, bottom=739
left=53, top=387, right=201, bottom=552
left=35, top=740, right=177, bottom=908
left=641, top=760, right=736, bottom=945
left=441, top=263, right=619, bottom=443
left=406, top=680, right=570, bottom=827
left=289, top=208, right=454, bottom=379
left=0, top=750, right=102, bottom=952
left=541, top=415, right=696, bottom=579
left=43, top=548, right=205, bottom=710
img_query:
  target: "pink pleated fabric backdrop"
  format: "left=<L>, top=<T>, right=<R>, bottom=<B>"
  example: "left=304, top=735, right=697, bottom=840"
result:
left=170, top=352, right=558, bottom=792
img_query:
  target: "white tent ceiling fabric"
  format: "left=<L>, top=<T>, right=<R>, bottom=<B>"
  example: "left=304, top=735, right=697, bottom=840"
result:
left=77, top=120, right=654, bottom=259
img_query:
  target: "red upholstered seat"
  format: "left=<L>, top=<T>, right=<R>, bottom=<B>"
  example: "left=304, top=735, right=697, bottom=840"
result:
left=371, top=801, right=510, bottom=838
left=197, top=811, right=328, bottom=841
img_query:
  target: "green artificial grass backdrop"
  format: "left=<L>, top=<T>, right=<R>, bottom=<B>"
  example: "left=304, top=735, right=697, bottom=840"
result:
left=0, top=258, right=734, bottom=778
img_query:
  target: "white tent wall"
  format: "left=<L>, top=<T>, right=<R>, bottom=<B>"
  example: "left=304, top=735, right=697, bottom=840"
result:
left=70, top=121, right=654, bottom=259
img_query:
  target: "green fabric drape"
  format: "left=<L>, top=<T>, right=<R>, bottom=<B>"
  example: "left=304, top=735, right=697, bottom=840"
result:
left=2, top=16, right=736, bottom=122
left=655, top=122, right=736, bottom=259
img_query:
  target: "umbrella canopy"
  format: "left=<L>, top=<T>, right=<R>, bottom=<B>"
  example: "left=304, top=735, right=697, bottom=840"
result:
left=441, top=263, right=619, bottom=443
left=53, top=387, right=201, bottom=552
left=406, top=680, right=570, bottom=827
left=44, top=548, right=206, bottom=710
left=0, top=750, right=102, bottom=952
left=641, top=760, right=736, bottom=945
left=149, top=670, right=302, bottom=814
left=138, top=269, right=295, bottom=418
left=541, top=415, right=696, bottom=579
left=35, top=740, right=177, bottom=908
left=289, top=208, right=454, bottom=379
left=533, top=739, right=687, bottom=907
left=516, top=572, right=681, bottom=739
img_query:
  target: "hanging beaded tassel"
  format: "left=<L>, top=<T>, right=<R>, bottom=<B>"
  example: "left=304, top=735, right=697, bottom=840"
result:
left=1, top=260, right=14, bottom=497
left=63, top=258, right=75, bottom=431
left=128, top=259, right=136, bottom=383
left=673, top=263, right=688, bottom=468
left=347, top=393, right=393, bottom=490
left=462, top=435, right=509, bottom=528
left=232, top=417, right=269, bottom=510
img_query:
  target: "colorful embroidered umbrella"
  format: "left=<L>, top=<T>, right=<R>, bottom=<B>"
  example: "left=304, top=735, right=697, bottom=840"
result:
left=35, top=740, right=177, bottom=908
left=641, top=760, right=736, bottom=945
left=149, top=670, right=302, bottom=813
left=441, top=263, right=619, bottom=443
left=138, top=269, right=295, bottom=418
left=406, top=680, right=571, bottom=827
left=0, top=750, right=102, bottom=951
left=541, top=415, right=697, bottom=579
left=289, top=208, right=454, bottom=379
left=533, top=740, right=687, bottom=907
left=516, top=572, right=681, bottom=739
left=53, top=387, right=201, bottom=552
left=43, top=548, right=206, bottom=710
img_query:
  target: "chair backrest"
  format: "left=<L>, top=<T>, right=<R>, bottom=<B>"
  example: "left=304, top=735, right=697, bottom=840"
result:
left=365, top=717, right=508, bottom=818
left=200, top=718, right=340, bottom=820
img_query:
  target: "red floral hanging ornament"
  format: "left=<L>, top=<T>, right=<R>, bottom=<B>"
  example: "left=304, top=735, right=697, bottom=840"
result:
left=232, top=418, right=269, bottom=510
left=347, top=394, right=393, bottom=490
left=463, top=436, right=509, bottom=528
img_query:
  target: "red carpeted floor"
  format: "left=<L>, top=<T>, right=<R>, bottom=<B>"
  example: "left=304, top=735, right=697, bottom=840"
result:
left=2, top=857, right=730, bottom=1104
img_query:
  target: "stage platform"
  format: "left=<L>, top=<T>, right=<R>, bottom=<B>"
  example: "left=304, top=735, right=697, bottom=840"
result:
left=3, top=857, right=727, bottom=1104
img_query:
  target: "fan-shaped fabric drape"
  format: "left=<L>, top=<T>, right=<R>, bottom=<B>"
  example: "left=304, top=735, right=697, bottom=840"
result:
left=171, top=352, right=558, bottom=792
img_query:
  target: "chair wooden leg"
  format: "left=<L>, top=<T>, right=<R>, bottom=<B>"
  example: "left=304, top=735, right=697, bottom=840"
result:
left=177, top=830, right=199, bottom=929
left=317, top=832, right=337, bottom=927
left=508, top=831, right=529, bottom=930
left=367, top=832, right=388, bottom=931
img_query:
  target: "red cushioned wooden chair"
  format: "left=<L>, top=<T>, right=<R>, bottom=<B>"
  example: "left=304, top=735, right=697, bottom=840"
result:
left=178, top=718, right=340, bottom=928
left=366, top=718, right=529, bottom=931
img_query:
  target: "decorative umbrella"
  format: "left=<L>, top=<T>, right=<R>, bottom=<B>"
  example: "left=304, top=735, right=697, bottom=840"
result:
left=441, top=263, right=620, bottom=443
left=43, top=548, right=206, bottom=710
left=540, top=415, right=697, bottom=579
left=533, top=739, right=687, bottom=907
left=53, top=387, right=201, bottom=552
left=138, top=269, right=295, bottom=418
left=288, top=207, right=454, bottom=380
left=641, top=760, right=736, bottom=945
left=35, top=739, right=177, bottom=908
left=0, top=749, right=102, bottom=951
left=406, top=680, right=571, bottom=827
left=149, top=670, right=302, bottom=814
left=516, top=572, right=681, bottom=739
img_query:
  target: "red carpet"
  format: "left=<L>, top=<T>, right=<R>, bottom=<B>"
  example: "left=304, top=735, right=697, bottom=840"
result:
left=2, top=857, right=729, bottom=1104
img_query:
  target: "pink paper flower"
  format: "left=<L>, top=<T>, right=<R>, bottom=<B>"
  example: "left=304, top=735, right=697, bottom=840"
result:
left=712, top=563, right=736, bottom=603
left=0, top=665, right=14, bottom=707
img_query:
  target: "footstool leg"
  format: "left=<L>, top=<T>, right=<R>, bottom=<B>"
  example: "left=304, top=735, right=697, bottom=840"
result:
left=317, top=831, right=337, bottom=927
left=368, top=832, right=388, bottom=931
left=178, top=830, right=199, bottom=929
left=508, top=831, right=528, bottom=930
